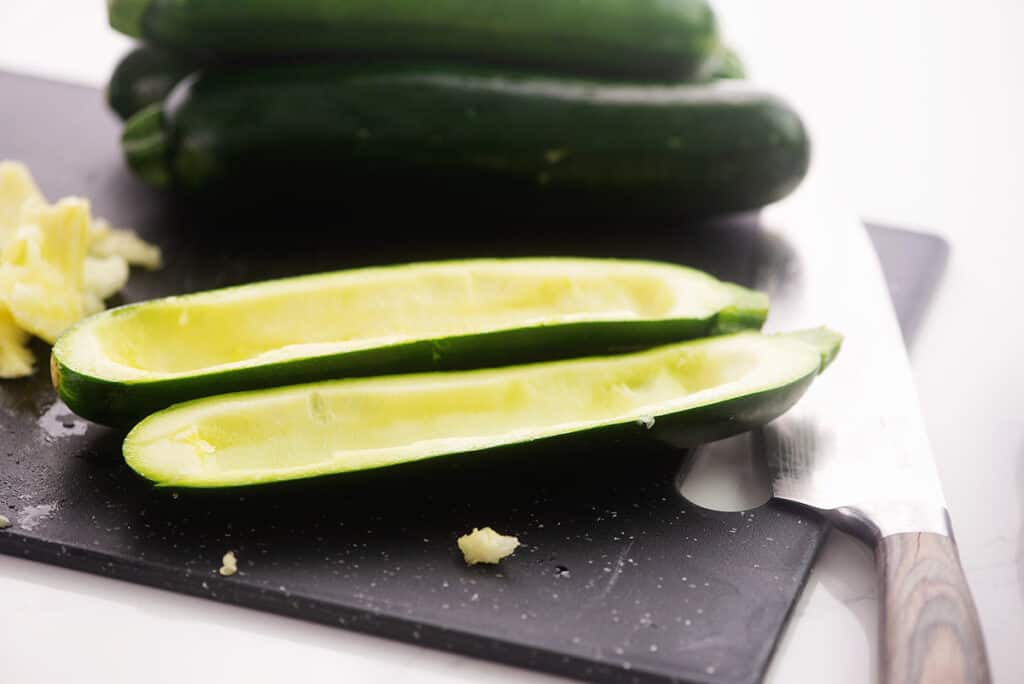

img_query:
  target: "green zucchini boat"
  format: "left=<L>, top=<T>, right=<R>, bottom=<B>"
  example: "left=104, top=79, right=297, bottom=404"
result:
left=123, top=328, right=841, bottom=488
left=108, top=0, right=719, bottom=81
left=52, top=258, right=767, bottom=427
left=121, top=64, right=810, bottom=213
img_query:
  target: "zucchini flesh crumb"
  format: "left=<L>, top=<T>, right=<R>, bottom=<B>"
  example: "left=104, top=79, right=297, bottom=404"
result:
left=0, top=160, right=161, bottom=378
left=0, top=514, right=10, bottom=529
left=0, top=306, right=33, bottom=378
left=218, top=551, right=238, bottom=576
left=636, top=415, right=655, bottom=429
left=458, top=527, right=520, bottom=565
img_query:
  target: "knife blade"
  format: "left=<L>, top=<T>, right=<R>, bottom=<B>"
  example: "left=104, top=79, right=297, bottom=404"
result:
left=753, top=183, right=991, bottom=684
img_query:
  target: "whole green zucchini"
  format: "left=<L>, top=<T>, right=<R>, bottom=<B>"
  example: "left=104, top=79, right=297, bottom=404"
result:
left=105, top=42, right=744, bottom=123
left=108, top=0, right=719, bottom=81
left=122, top=64, right=810, bottom=214
left=105, top=43, right=745, bottom=124
left=107, top=44, right=198, bottom=120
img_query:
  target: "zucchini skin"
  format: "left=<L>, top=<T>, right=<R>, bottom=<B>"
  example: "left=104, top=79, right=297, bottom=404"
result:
left=54, top=312, right=762, bottom=429
left=107, top=44, right=197, bottom=120
left=109, top=0, right=719, bottom=81
left=123, top=64, right=810, bottom=215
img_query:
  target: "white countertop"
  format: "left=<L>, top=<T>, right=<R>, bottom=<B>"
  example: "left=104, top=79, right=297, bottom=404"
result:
left=1, top=2, right=1021, bottom=682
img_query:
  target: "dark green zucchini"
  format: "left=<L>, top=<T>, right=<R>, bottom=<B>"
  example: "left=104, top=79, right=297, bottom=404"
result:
left=108, top=0, right=720, bottom=81
left=107, top=44, right=197, bottom=120
left=122, top=63, right=810, bottom=214
left=105, top=42, right=744, bottom=124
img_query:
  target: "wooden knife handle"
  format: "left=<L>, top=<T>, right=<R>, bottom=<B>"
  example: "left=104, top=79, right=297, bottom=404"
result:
left=877, top=532, right=991, bottom=684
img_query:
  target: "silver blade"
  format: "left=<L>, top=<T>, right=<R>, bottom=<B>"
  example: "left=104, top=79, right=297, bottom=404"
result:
left=753, top=182, right=950, bottom=540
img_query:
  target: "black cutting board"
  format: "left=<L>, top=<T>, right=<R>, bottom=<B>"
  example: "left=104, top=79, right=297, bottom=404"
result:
left=0, top=71, right=946, bottom=684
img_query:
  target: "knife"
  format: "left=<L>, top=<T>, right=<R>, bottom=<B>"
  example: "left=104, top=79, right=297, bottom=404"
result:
left=754, top=184, right=991, bottom=684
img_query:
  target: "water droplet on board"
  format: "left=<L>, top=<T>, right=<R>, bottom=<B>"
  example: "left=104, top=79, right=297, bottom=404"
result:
left=18, top=502, right=58, bottom=531
left=37, top=401, right=88, bottom=438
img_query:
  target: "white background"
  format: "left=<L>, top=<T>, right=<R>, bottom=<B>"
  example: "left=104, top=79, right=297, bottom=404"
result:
left=1, top=2, right=1022, bottom=682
